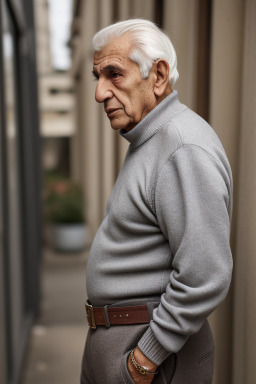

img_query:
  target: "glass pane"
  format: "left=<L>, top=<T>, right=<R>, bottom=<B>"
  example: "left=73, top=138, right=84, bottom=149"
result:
left=2, top=0, right=24, bottom=361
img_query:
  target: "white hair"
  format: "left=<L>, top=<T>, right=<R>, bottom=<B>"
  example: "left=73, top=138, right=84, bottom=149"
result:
left=92, top=19, right=179, bottom=86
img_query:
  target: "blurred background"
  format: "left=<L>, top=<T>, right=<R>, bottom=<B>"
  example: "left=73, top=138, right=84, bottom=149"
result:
left=0, top=0, right=255, bottom=383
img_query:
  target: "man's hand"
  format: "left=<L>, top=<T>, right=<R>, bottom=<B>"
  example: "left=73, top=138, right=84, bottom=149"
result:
left=127, top=346, right=158, bottom=384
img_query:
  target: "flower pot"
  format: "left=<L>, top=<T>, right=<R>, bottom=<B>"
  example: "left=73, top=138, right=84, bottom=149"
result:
left=52, top=223, right=88, bottom=252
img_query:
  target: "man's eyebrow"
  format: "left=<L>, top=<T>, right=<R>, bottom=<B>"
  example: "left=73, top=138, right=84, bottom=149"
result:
left=92, top=64, right=124, bottom=79
left=103, top=64, right=123, bottom=72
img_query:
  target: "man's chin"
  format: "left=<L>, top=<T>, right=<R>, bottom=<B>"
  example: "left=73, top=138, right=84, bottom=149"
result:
left=109, top=118, right=130, bottom=131
left=110, top=122, right=122, bottom=131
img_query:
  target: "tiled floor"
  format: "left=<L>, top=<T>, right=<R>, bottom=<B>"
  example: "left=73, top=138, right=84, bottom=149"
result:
left=21, top=247, right=89, bottom=384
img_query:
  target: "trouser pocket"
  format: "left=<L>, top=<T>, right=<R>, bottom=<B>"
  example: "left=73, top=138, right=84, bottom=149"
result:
left=171, top=320, right=215, bottom=384
left=120, top=350, right=136, bottom=384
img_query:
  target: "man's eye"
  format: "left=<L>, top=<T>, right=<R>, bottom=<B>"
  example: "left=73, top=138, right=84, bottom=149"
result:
left=111, top=72, right=120, bottom=79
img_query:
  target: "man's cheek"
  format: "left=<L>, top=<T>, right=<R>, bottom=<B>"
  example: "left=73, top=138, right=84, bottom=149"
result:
left=122, top=104, right=134, bottom=119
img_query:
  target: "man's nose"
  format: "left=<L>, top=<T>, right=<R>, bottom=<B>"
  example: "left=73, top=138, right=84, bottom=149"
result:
left=95, top=79, right=113, bottom=103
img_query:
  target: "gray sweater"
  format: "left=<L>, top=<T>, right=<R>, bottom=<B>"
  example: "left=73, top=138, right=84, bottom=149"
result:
left=86, top=91, right=233, bottom=365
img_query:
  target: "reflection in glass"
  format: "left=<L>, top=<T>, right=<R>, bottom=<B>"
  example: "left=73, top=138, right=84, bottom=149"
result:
left=2, top=0, right=24, bottom=361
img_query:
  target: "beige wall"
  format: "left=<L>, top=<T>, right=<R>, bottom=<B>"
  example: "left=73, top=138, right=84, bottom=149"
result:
left=233, top=1, right=256, bottom=383
left=209, top=1, right=245, bottom=383
left=70, top=1, right=256, bottom=382
left=163, top=0, right=199, bottom=111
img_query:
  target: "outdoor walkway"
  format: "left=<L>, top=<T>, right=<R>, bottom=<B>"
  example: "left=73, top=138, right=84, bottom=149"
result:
left=21, top=247, right=89, bottom=384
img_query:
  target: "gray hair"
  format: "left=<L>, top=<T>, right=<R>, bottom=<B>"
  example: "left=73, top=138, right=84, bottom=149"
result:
left=92, top=19, right=179, bottom=86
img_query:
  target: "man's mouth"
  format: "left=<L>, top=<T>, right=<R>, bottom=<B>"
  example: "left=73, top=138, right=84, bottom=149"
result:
left=105, top=108, right=122, bottom=117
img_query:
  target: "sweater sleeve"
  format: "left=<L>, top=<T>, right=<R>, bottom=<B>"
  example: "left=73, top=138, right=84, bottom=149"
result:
left=138, top=144, right=233, bottom=365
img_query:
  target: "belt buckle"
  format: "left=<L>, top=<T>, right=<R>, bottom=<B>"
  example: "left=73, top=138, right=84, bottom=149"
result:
left=85, top=304, right=96, bottom=329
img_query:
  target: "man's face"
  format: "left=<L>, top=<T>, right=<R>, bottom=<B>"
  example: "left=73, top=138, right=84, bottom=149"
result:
left=93, top=35, right=157, bottom=132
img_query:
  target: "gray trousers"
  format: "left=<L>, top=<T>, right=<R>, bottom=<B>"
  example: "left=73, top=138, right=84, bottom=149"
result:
left=80, top=305, right=214, bottom=384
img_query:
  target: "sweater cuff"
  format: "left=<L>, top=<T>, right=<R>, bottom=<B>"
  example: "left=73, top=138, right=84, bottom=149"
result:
left=137, top=326, right=171, bottom=365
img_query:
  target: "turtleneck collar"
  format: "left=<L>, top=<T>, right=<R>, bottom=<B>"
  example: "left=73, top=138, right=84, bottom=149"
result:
left=119, top=90, right=184, bottom=149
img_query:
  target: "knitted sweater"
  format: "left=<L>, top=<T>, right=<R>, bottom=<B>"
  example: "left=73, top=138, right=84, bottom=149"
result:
left=86, top=90, right=233, bottom=365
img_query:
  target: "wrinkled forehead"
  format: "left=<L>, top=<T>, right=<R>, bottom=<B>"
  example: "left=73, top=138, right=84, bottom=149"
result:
left=93, top=34, right=133, bottom=65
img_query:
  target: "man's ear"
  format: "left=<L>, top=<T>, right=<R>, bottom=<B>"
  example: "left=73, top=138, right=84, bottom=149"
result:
left=153, top=59, right=170, bottom=97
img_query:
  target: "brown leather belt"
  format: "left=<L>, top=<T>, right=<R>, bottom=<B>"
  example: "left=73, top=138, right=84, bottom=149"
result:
left=85, top=303, right=150, bottom=329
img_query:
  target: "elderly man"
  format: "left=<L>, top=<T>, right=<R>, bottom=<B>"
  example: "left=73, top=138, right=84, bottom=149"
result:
left=81, top=19, right=233, bottom=384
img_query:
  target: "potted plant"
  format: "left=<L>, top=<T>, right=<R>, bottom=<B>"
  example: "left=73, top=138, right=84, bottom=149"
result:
left=44, top=176, right=88, bottom=252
